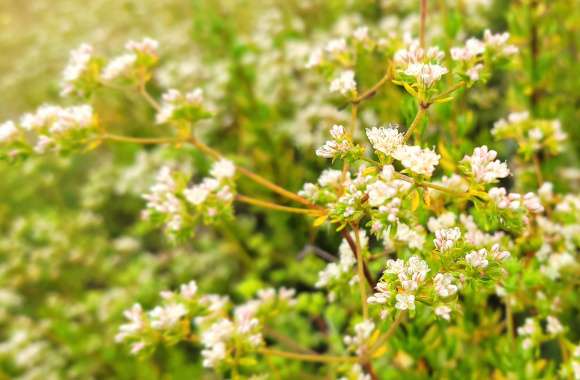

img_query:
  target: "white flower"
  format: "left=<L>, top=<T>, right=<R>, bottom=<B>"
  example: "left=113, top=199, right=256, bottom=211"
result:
left=325, top=38, right=347, bottom=54
left=450, top=38, right=485, bottom=61
left=149, top=303, right=187, bottom=330
left=125, top=37, right=159, bottom=56
left=393, top=145, right=440, bottom=177
left=522, top=338, right=534, bottom=350
left=102, top=54, right=137, bottom=81
left=180, top=281, right=198, bottom=299
left=523, top=192, right=544, bottom=213
left=330, top=70, right=357, bottom=96
left=490, top=244, right=510, bottom=261
left=385, top=259, right=405, bottom=275
left=434, top=305, right=452, bottom=320
left=546, top=315, right=564, bottom=335
left=344, top=320, right=374, bottom=355
left=60, top=43, right=94, bottom=96
left=353, top=26, right=369, bottom=41
left=365, top=125, right=403, bottom=156
left=465, top=248, right=489, bottom=268
left=467, top=64, right=484, bottom=81
left=0, top=121, right=19, bottom=143
left=395, top=294, right=415, bottom=310
left=367, top=282, right=391, bottom=304
left=115, top=304, right=146, bottom=342
left=396, top=223, right=426, bottom=250
left=318, top=169, right=343, bottom=187
left=462, top=146, right=509, bottom=183
left=316, top=124, right=352, bottom=159
left=201, top=342, right=226, bottom=368
left=517, top=318, right=537, bottom=336
left=434, top=273, right=458, bottom=298
left=433, top=227, right=461, bottom=252
left=34, top=135, right=53, bottom=153
left=483, top=30, right=519, bottom=56
left=305, top=49, right=323, bottom=69
left=404, top=63, right=448, bottom=86
left=367, top=180, right=397, bottom=207
left=210, top=159, right=236, bottom=180
left=427, top=212, right=456, bottom=233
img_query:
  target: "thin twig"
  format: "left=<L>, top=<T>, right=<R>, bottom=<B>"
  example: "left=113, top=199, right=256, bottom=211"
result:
left=341, top=230, right=374, bottom=288
left=236, top=195, right=322, bottom=215
left=259, top=348, right=357, bottom=364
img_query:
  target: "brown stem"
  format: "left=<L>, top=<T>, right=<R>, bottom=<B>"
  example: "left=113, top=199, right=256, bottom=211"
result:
left=187, top=137, right=316, bottom=208
left=362, top=361, right=380, bottom=380
left=341, top=230, right=374, bottom=288
left=353, top=226, right=369, bottom=320
left=403, top=106, right=427, bottom=143
left=259, top=348, right=357, bottom=364
left=236, top=195, right=322, bottom=215
left=352, top=66, right=393, bottom=105
left=370, top=312, right=406, bottom=354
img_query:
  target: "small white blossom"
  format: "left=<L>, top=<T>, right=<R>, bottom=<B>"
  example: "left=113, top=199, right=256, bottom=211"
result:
left=60, top=43, right=94, bottom=96
left=434, top=227, right=461, bottom=252
left=433, top=273, right=458, bottom=298
left=546, top=315, right=564, bottom=335
left=404, top=63, right=448, bottom=86
left=393, top=145, right=440, bottom=178
left=462, top=146, right=509, bottom=183
left=102, top=54, right=137, bottom=81
left=365, top=125, right=403, bottom=156
left=395, top=294, right=415, bottom=310
left=149, top=303, right=187, bottom=330
left=434, top=305, right=452, bottom=321
left=325, top=38, right=347, bottom=54
left=210, top=159, right=236, bottom=180
left=0, top=121, right=19, bottom=143
left=465, top=248, right=489, bottom=269
left=330, top=70, right=357, bottom=96
left=490, top=244, right=510, bottom=261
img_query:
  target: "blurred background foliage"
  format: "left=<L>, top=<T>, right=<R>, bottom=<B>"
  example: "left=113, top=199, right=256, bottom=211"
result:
left=0, top=0, right=577, bottom=378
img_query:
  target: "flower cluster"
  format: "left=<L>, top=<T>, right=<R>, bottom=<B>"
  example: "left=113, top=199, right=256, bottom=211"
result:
left=392, top=145, right=440, bottom=178
left=156, top=88, right=212, bottom=125
left=101, top=38, right=159, bottom=82
left=517, top=315, right=564, bottom=351
left=116, top=280, right=297, bottom=370
left=0, top=104, right=98, bottom=160
left=394, top=42, right=448, bottom=88
left=460, top=145, right=510, bottom=184
left=142, top=159, right=236, bottom=238
left=492, top=111, right=567, bottom=158
left=316, top=124, right=361, bottom=160
left=60, top=43, right=101, bottom=97
left=365, top=125, right=404, bottom=157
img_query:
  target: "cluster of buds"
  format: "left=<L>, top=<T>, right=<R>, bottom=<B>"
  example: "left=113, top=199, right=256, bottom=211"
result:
left=60, top=44, right=101, bottom=97
left=101, top=38, right=159, bottom=83
left=492, top=111, right=567, bottom=158
left=393, top=42, right=448, bottom=89
left=60, top=38, right=159, bottom=97
left=156, top=88, right=213, bottom=125
left=142, top=159, right=236, bottom=239
left=316, top=124, right=362, bottom=161
left=369, top=222, right=512, bottom=320
left=517, top=315, right=564, bottom=351
left=0, top=104, right=98, bottom=160
left=450, top=30, right=518, bottom=83
left=460, top=145, right=510, bottom=184
left=116, top=280, right=297, bottom=370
